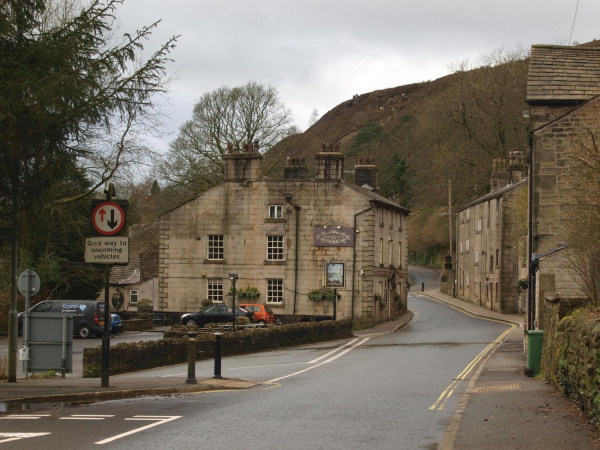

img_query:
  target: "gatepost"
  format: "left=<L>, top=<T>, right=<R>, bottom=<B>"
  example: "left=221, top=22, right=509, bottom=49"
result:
left=85, top=182, right=129, bottom=387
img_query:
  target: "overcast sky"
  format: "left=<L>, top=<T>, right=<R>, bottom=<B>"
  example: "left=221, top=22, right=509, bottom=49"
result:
left=116, top=0, right=600, bottom=154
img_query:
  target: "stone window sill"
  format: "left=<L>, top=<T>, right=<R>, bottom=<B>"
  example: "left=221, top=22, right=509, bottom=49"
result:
left=204, top=259, right=226, bottom=264
left=264, top=260, right=286, bottom=265
left=264, top=218, right=286, bottom=223
left=379, top=222, right=385, bottom=227
left=266, top=302, right=284, bottom=308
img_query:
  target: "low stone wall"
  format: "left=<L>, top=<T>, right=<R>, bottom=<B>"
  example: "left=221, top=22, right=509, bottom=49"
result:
left=84, top=319, right=353, bottom=377
left=122, top=319, right=153, bottom=332
left=541, top=297, right=600, bottom=424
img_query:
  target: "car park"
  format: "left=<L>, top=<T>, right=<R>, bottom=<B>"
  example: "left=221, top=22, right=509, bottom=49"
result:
left=239, top=303, right=275, bottom=325
left=180, top=304, right=255, bottom=327
left=111, top=314, right=124, bottom=333
left=18, top=300, right=111, bottom=338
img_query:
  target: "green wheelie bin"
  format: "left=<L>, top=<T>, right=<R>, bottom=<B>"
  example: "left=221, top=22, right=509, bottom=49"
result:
left=525, top=329, right=544, bottom=377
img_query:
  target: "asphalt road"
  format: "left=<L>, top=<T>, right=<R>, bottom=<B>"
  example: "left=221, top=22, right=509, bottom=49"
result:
left=408, top=265, right=441, bottom=292
left=0, top=289, right=511, bottom=449
left=0, top=332, right=164, bottom=378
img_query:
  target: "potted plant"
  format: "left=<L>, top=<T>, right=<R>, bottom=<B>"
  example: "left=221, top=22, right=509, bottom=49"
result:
left=374, top=293, right=387, bottom=309
left=309, top=290, right=324, bottom=302
left=136, top=298, right=153, bottom=312
left=394, top=292, right=403, bottom=309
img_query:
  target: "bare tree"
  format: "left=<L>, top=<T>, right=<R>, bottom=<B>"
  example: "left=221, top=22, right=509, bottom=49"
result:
left=308, top=109, right=319, bottom=128
left=159, top=81, right=293, bottom=196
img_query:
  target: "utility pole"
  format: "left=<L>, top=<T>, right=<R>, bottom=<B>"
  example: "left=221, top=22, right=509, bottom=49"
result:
left=448, top=180, right=453, bottom=261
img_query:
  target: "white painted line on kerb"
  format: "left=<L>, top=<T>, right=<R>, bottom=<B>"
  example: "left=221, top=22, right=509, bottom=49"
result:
left=95, top=416, right=181, bottom=445
left=267, top=337, right=370, bottom=383
left=308, top=338, right=359, bottom=363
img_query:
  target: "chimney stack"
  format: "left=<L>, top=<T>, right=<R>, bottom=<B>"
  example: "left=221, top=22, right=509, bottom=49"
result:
left=355, top=155, right=378, bottom=192
left=490, top=157, right=508, bottom=191
left=315, top=142, right=345, bottom=181
left=223, top=141, right=263, bottom=182
left=507, top=150, right=524, bottom=184
left=284, top=156, right=308, bottom=180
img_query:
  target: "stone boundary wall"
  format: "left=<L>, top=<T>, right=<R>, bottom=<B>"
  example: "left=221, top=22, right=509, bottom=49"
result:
left=541, top=297, right=600, bottom=424
left=84, top=319, right=353, bottom=377
left=122, top=319, right=153, bottom=332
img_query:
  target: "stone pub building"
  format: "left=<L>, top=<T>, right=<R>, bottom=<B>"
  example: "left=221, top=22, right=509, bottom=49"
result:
left=158, top=142, right=410, bottom=327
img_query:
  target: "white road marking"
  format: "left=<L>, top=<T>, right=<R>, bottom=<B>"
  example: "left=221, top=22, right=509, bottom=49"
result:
left=0, top=433, right=51, bottom=444
left=308, top=338, right=359, bottom=363
left=60, top=417, right=106, bottom=420
left=71, top=415, right=115, bottom=417
left=228, top=362, right=310, bottom=370
left=94, top=416, right=181, bottom=445
left=267, top=337, right=370, bottom=383
left=1, top=415, right=50, bottom=420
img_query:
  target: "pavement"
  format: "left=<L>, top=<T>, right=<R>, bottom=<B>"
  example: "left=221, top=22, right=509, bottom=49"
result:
left=421, top=289, right=600, bottom=449
left=0, top=311, right=414, bottom=406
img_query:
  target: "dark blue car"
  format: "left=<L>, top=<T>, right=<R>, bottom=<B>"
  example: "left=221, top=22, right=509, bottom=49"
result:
left=111, top=314, right=123, bottom=333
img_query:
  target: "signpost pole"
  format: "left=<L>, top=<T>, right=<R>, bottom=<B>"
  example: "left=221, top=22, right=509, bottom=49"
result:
left=24, top=269, right=30, bottom=378
left=101, top=264, right=111, bottom=387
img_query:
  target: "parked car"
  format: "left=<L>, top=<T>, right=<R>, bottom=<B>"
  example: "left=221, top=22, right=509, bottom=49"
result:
left=111, top=314, right=124, bottom=334
left=18, top=300, right=111, bottom=338
left=239, top=303, right=275, bottom=326
left=180, top=304, right=255, bottom=327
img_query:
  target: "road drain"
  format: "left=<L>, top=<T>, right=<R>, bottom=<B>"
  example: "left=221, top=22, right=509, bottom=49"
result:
left=470, top=384, right=522, bottom=393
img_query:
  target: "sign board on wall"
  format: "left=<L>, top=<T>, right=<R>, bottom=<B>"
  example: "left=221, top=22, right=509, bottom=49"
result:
left=85, top=237, right=129, bottom=264
left=325, top=261, right=345, bottom=288
left=314, top=227, right=355, bottom=247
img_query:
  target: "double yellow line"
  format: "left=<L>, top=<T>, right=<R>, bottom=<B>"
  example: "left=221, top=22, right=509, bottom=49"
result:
left=429, top=325, right=515, bottom=410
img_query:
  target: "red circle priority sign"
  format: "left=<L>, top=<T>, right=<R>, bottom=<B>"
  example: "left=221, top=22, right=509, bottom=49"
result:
left=92, top=201, right=126, bottom=236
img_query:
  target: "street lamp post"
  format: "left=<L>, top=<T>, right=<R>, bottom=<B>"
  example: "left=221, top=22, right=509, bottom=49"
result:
left=229, top=274, right=238, bottom=332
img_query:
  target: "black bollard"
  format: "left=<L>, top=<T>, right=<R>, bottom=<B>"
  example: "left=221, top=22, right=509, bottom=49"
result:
left=422, top=282, right=424, bottom=292
left=213, top=332, right=223, bottom=379
left=186, top=331, right=198, bottom=384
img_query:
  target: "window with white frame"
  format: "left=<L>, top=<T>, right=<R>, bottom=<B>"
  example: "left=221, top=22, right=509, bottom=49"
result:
left=460, top=241, right=463, bottom=254
left=267, top=235, right=284, bottom=260
left=399, top=215, right=403, bottom=230
left=467, top=273, right=470, bottom=286
left=379, top=238, right=384, bottom=265
left=208, top=235, right=224, bottom=260
left=466, top=239, right=470, bottom=253
left=267, top=279, right=283, bottom=303
left=389, top=240, right=393, bottom=265
left=476, top=218, right=482, bottom=232
left=269, top=205, right=283, bottom=219
left=380, top=208, right=384, bottom=223
left=496, top=198, right=500, bottom=224
left=466, top=209, right=470, bottom=222
left=130, top=290, right=138, bottom=304
left=474, top=249, right=479, bottom=263
left=207, top=279, right=223, bottom=303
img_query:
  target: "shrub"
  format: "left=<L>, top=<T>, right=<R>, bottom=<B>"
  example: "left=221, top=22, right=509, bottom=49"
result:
left=137, top=298, right=153, bottom=306
left=137, top=312, right=151, bottom=319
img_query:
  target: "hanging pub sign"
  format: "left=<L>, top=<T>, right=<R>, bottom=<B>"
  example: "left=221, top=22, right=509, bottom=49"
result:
left=325, top=261, right=345, bottom=288
left=314, top=227, right=354, bottom=247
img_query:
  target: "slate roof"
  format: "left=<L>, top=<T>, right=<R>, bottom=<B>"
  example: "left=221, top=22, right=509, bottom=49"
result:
left=527, top=45, right=600, bottom=103
left=343, top=181, right=411, bottom=214
left=457, top=179, right=527, bottom=212
left=110, top=258, right=141, bottom=285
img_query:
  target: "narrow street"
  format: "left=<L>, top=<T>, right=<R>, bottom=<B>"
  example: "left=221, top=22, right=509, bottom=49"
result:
left=0, top=275, right=511, bottom=449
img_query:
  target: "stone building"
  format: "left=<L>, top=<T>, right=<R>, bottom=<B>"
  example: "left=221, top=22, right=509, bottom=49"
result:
left=456, top=154, right=527, bottom=313
left=158, top=142, right=410, bottom=327
left=526, top=44, right=599, bottom=327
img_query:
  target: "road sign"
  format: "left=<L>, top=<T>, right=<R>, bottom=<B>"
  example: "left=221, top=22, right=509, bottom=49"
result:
left=92, top=201, right=126, bottom=236
left=17, top=270, right=40, bottom=297
left=85, top=237, right=129, bottom=264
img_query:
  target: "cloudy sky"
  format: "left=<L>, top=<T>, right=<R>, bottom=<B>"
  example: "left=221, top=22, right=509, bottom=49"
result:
left=116, top=0, right=600, bottom=153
